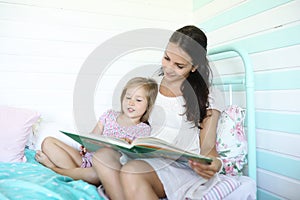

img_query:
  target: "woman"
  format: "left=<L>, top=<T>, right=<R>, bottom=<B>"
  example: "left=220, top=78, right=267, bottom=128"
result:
left=92, top=25, right=224, bottom=200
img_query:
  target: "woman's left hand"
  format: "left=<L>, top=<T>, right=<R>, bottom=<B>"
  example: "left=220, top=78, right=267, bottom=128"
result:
left=189, top=157, right=221, bottom=179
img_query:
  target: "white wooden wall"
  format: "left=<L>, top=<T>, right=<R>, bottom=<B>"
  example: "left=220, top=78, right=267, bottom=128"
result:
left=0, top=0, right=192, bottom=130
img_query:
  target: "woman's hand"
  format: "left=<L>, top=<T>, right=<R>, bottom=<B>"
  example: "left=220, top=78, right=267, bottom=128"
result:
left=189, top=157, right=222, bottom=179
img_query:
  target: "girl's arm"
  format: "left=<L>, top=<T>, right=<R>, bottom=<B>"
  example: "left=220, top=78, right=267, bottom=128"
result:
left=91, top=121, right=104, bottom=135
left=189, top=109, right=222, bottom=179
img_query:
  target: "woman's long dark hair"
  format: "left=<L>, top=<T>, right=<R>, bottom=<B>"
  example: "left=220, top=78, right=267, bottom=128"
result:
left=169, top=25, right=212, bottom=128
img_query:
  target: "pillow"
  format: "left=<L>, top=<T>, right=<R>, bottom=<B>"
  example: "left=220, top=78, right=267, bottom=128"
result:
left=216, top=105, right=248, bottom=176
left=32, top=122, right=81, bottom=151
left=201, top=175, right=241, bottom=200
left=0, top=106, right=41, bottom=162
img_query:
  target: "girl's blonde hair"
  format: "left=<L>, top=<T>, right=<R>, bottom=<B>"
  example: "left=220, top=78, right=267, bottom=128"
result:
left=120, top=77, right=158, bottom=123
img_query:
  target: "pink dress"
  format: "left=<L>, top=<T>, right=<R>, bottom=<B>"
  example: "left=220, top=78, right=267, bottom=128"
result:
left=81, top=109, right=151, bottom=168
left=99, top=109, right=151, bottom=140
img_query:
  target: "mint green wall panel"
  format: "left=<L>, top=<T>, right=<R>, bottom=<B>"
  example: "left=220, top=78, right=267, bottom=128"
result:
left=199, top=0, right=292, bottom=32
left=256, top=111, right=300, bottom=135
left=193, top=0, right=212, bottom=11
left=254, top=69, right=300, bottom=91
left=257, top=150, right=300, bottom=181
left=209, top=24, right=300, bottom=61
left=215, top=69, right=300, bottom=91
left=257, top=189, right=282, bottom=200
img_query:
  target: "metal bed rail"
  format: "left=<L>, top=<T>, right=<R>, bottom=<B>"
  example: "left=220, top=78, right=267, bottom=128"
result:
left=208, top=46, right=257, bottom=182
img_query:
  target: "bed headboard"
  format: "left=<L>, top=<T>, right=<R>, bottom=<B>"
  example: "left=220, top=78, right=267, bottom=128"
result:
left=208, top=46, right=257, bottom=182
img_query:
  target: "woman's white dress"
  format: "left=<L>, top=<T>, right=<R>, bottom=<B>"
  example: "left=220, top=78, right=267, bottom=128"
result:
left=142, top=76, right=224, bottom=199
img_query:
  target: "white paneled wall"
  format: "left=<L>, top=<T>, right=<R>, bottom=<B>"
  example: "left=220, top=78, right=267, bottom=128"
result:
left=0, top=0, right=192, bottom=131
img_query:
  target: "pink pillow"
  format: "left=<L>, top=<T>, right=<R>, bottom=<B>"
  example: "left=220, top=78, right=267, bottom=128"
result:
left=0, top=106, right=40, bottom=162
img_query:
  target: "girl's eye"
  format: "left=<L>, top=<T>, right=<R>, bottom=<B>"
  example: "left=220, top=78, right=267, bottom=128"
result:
left=164, top=56, right=170, bottom=61
left=126, top=96, right=131, bottom=100
left=136, top=99, right=143, bottom=102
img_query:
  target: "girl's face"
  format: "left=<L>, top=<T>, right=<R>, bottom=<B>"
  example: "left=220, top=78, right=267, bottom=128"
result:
left=122, top=86, right=148, bottom=123
left=162, top=42, right=196, bottom=83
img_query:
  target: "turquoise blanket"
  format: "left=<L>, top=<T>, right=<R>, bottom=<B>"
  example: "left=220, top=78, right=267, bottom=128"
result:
left=0, top=148, right=104, bottom=200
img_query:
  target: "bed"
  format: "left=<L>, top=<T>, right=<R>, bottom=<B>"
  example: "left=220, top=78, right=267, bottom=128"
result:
left=208, top=45, right=257, bottom=199
left=0, top=45, right=256, bottom=199
left=0, top=148, right=104, bottom=200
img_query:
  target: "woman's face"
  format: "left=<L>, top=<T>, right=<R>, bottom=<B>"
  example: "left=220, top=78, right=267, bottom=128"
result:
left=162, top=42, right=195, bottom=83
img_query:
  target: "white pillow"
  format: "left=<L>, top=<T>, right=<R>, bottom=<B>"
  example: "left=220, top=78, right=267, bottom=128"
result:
left=31, top=122, right=81, bottom=151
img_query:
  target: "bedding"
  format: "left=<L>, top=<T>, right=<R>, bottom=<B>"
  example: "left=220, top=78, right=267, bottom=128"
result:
left=0, top=148, right=105, bottom=200
left=216, top=105, right=248, bottom=176
left=0, top=106, right=40, bottom=162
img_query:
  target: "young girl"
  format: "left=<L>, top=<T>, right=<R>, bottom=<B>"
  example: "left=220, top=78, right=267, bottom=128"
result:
left=92, top=25, right=225, bottom=200
left=35, top=77, right=158, bottom=186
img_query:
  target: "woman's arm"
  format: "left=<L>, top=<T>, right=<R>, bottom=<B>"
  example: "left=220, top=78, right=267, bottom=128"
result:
left=200, top=109, right=220, bottom=156
left=189, top=109, right=222, bottom=179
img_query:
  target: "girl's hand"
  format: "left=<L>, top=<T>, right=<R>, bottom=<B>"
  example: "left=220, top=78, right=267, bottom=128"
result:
left=124, top=137, right=133, bottom=144
left=80, top=145, right=87, bottom=156
left=189, top=157, right=221, bottom=179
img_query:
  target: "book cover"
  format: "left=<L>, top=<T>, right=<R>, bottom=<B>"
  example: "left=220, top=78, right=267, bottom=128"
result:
left=60, top=130, right=212, bottom=164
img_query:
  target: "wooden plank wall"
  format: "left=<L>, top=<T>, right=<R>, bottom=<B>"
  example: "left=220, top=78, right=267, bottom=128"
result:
left=193, top=0, right=300, bottom=199
left=0, top=0, right=191, bottom=131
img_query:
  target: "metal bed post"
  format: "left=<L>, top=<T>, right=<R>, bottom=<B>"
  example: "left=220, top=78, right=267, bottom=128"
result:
left=208, top=46, right=257, bottom=182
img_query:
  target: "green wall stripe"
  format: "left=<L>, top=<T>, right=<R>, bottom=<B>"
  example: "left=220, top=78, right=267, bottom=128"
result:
left=193, top=0, right=212, bottom=11
left=256, top=111, right=300, bottom=135
left=209, top=23, right=300, bottom=61
left=231, top=24, right=300, bottom=54
left=244, top=112, right=299, bottom=135
left=257, top=189, right=282, bottom=200
left=257, top=150, right=300, bottom=181
left=254, top=69, right=300, bottom=91
left=198, top=0, right=292, bottom=32
left=214, top=69, right=300, bottom=91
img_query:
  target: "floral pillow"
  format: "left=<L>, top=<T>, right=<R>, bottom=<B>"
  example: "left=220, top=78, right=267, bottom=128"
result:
left=216, top=105, right=248, bottom=176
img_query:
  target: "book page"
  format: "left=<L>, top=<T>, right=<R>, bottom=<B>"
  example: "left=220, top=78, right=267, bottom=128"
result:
left=60, top=131, right=212, bottom=164
left=133, top=137, right=190, bottom=153
left=80, top=133, right=133, bottom=149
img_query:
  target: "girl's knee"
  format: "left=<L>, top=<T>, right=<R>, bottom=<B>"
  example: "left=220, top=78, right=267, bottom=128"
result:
left=41, top=136, right=56, bottom=151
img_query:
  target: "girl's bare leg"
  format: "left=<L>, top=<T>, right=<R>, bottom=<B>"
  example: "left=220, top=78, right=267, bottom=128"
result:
left=92, top=148, right=124, bottom=200
left=35, top=150, right=56, bottom=168
left=120, top=160, right=166, bottom=200
left=35, top=150, right=99, bottom=185
left=36, top=137, right=100, bottom=185
left=41, top=136, right=82, bottom=168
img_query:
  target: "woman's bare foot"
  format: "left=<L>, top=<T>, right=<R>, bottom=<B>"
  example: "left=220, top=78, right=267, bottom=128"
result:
left=35, top=150, right=56, bottom=168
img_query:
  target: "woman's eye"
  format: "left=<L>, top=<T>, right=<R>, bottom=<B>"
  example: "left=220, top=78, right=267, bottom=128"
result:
left=164, top=56, right=170, bottom=61
left=177, top=65, right=184, bottom=69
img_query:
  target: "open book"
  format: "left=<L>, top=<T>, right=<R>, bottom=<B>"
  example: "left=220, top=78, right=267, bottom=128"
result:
left=60, top=130, right=212, bottom=164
